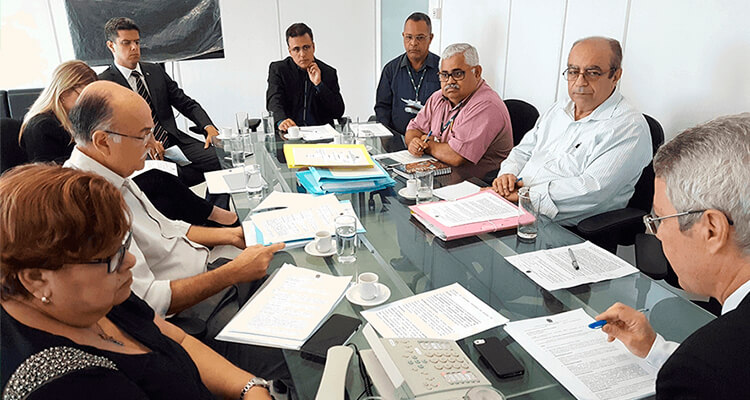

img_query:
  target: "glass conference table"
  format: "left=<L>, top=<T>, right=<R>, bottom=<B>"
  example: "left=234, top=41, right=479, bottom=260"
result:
left=224, top=132, right=715, bottom=399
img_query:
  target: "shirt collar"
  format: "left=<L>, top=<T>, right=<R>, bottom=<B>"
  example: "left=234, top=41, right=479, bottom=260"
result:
left=114, top=61, right=143, bottom=80
left=722, top=279, right=750, bottom=315
left=399, top=52, right=439, bottom=72
left=563, top=86, right=623, bottom=122
left=67, top=147, right=127, bottom=190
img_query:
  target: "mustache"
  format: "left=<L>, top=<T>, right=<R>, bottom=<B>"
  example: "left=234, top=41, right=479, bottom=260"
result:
left=444, top=84, right=460, bottom=90
left=573, top=86, right=588, bottom=93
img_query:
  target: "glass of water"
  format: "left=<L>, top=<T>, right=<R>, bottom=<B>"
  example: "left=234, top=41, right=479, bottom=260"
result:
left=230, top=136, right=245, bottom=168
left=236, top=112, right=250, bottom=134
left=415, top=169, right=434, bottom=204
left=335, top=215, right=357, bottom=264
left=262, top=111, right=275, bottom=136
left=517, top=187, right=540, bottom=241
left=244, top=164, right=263, bottom=198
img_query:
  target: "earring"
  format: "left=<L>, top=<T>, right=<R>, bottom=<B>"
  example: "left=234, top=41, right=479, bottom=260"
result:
left=41, top=296, right=50, bottom=304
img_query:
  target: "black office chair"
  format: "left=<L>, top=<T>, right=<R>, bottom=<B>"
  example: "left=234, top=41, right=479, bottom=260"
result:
left=504, top=99, right=539, bottom=146
left=0, top=91, right=10, bottom=119
left=576, top=114, right=665, bottom=253
left=1, top=118, right=27, bottom=174
left=7, top=88, right=42, bottom=120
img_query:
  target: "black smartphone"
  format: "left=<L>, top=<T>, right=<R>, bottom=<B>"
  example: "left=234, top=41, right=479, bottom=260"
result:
left=300, top=314, right=361, bottom=363
left=377, top=157, right=400, bottom=169
left=473, top=337, right=525, bottom=379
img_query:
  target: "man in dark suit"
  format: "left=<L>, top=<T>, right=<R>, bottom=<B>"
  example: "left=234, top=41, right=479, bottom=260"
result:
left=98, top=17, right=222, bottom=189
left=595, top=114, right=750, bottom=399
left=266, top=23, right=344, bottom=132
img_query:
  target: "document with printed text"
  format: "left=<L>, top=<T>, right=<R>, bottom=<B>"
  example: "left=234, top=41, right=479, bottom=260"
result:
left=418, top=190, right=518, bottom=227
left=361, top=283, right=509, bottom=340
left=504, top=309, right=657, bottom=400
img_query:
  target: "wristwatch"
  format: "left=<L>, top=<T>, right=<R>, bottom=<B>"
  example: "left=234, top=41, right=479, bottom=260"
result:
left=239, top=377, right=270, bottom=399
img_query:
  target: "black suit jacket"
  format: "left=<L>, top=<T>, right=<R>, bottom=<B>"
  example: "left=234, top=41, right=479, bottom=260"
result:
left=266, top=57, right=344, bottom=127
left=98, top=62, right=214, bottom=145
left=656, top=292, right=750, bottom=399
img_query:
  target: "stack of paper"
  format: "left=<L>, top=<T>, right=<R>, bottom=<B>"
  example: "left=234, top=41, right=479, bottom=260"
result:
left=216, top=264, right=353, bottom=349
left=299, top=124, right=339, bottom=141
left=242, top=193, right=366, bottom=247
left=505, top=241, right=640, bottom=291
left=298, top=161, right=396, bottom=195
left=283, top=144, right=374, bottom=168
left=350, top=122, right=394, bottom=138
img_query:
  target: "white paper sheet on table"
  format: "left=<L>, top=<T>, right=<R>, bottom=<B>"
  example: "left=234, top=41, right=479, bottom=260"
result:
left=505, top=241, right=640, bottom=291
left=417, top=191, right=518, bottom=227
left=163, top=145, right=191, bottom=166
left=432, top=181, right=482, bottom=201
left=504, top=309, right=657, bottom=400
left=361, top=283, right=509, bottom=340
left=216, top=263, right=352, bottom=349
left=300, top=124, right=339, bottom=141
left=351, top=122, right=393, bottom=137
left=204, top=167, right=267, bottom=194
left=129, top=160, right=178, bottom=179
left=373, top=150, right=434, bottom=164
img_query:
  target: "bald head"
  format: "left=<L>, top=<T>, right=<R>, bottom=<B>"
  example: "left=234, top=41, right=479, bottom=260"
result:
left=570, top=36, right=622, bottom=72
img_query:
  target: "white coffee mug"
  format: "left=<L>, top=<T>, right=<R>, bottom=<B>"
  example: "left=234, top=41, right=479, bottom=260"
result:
left=358, top=272, right=380, bottom=301
left=220, top=126, right=234, bottom=137
left=405, top=179, right=418, bottom=196
left=287, top=126, right=301, bottom=139
left=314, top=230, right=332, bottom=253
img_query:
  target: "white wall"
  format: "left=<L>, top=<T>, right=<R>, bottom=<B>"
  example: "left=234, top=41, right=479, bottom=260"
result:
left=3, top=0, right=750, bottom=140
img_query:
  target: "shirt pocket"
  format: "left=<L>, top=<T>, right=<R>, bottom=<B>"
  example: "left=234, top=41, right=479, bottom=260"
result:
left=543, top=151, right=586, bottom=178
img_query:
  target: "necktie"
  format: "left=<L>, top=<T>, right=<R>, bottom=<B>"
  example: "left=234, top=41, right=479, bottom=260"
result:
left=131, top=70, right=171, bottom=146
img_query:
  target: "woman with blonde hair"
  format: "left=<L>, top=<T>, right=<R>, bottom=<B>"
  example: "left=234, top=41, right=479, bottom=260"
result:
left=18, top=60, right=237, bottom=226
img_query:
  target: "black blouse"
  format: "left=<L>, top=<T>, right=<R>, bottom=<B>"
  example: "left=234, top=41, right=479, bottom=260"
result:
left=19, top=111, right=75, bottom=164
left=1, top=293, right=214, bottom=399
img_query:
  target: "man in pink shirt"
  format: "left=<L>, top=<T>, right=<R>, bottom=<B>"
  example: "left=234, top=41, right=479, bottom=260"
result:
left=406, top=43, right=513, bottom=183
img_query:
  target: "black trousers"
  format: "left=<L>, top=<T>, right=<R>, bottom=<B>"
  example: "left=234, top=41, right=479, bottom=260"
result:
left=175, top=138, right=229, bottom=210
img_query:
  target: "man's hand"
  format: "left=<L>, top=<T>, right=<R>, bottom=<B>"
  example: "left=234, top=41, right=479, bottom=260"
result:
left=595, top=303, right=657, bottom=358
left=492, top=173, right=520, bottom=196
left=278, top=118, right=297, bottom=133
left=148, top=134, right=165, bottom=160
left=203, top=125, right=220, bottom=149
left=307, top=62, right=322, bottom=86
left=224, top=226, right=246, bottom=249
left=228, top=243, right=286, bottom=283
left=407, top=135, right=430, bottom=156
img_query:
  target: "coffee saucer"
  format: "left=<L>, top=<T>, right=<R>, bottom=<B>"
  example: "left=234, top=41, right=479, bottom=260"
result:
left=346, top=283, right=391, bottom=307
left=304, top=241, right=337, bottom=257
left=398, top=187, right=417, bottom=200
left=282, top=134, right=303, bottom=141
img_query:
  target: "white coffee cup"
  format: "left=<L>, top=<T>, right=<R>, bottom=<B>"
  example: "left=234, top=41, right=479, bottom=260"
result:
left=287, top=126, right=301, bottom=139
left=220, top=126, right=234, bottom=137
left=314, top=230, right=332, bottom=253
left=405, top=179, right=418, bottom=196
left=358, top=272, right=380, bottom=301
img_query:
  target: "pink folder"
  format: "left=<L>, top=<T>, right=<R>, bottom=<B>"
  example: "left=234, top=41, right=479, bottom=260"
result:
left=409, top=190, right=536, bottom=241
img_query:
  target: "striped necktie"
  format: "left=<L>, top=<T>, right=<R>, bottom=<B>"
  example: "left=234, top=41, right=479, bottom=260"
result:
left=130, top=70, right=171, bottom=146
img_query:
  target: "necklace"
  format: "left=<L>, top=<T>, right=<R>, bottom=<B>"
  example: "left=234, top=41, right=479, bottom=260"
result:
left=94, top=322, right=124, bottom=346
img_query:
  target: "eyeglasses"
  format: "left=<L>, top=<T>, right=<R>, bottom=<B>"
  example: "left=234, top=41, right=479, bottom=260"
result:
left=80, top=231, right=133, bottom=274
left=105, top=129, right=153, bottom=144
left=562, top=67, right=617, bottom=82
left=438, top=68, right=473, bottom=82
left=403, top=34, right=428, bottom=43
left=643, top=210, right=735, bottom=235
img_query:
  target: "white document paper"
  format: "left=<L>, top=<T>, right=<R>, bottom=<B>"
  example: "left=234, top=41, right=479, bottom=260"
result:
left=163, top=145, right=191, bottom=166
left=203, top=167, right=267, bottom=194
left=351, top=122, right=394, bottom=138
left=504, top=309, right=657, bottom=400
left=418, top=191, right=518, bottom=227
left=291, top=146, right=372, bottom=167
left=216, top=264, right=352, bottom=349
left=300, top=124, right=339, bottom=141
left=505, top=241, right=640, bottom=291
left=361, top=283, right=509, bottom=340
left=129, top=160, right=178, bottom=179
left=373, top=150, right=434, bottom=164
left=432, top=181, right=481, bottom=201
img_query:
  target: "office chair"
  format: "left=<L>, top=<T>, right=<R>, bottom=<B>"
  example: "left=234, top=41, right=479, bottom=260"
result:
left=575, top=114, right=664, bottom=253
left=7, top=88, right=42, bottom=120
left=1, top=118, right=27, bottom=174
left=0, top=91, right=10, bottom=119
left=482, top=99, right=539, bottom=184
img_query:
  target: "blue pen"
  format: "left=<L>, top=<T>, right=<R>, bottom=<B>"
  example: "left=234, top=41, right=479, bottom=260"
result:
left=589, top=308, right=650, bottom=329
left=516, top=177, right=523, bottom=183
left=423, top=130, right=433, bottom=143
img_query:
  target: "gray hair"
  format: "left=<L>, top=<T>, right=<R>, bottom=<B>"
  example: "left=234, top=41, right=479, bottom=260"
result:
left=571, top=36, right=622, bottom=76
left=441, top=43, right=479, bottom=66
left=69, top=91, right=113, bottom=145
left=653, top=113, right=750, bottom=254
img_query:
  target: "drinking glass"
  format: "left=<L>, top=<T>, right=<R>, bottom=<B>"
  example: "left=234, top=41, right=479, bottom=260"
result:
left=415, top=169, right=434, bottom=204
left=335, top=215, right=357, bottom=264
left=244, top=164, right=263, bottom=198
left=230, top=136, right=245, bottom=168
left=517, top=187, right=540, bottom=241
left=341, top=121, right=355, bottom=144
left=235, top=112, right=250, bottom=134
left=241, top=133, right=254, bottom=157
left=262, top=111, right=275, bottom=136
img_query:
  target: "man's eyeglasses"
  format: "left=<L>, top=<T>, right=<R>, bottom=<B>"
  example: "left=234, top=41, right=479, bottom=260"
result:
left=403, top=34, right=428, bottom=43
left=105, top=129, right=153, bottom=144
left=80, top=231, right=133, bottom=274
left=562, top=67, right=617, bottom=82
left=643, top=210, right=734, bottom=235
left=438, top=69, right=472, bottom=82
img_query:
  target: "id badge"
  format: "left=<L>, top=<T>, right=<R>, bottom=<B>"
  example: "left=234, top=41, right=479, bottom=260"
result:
left=402, top=98, right=423, bottom=114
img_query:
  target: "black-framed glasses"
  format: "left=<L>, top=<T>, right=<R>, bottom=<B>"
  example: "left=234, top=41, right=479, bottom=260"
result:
left=562, top=67, right=617, bottom=82
left=437, top=68, right=472, bottom=82
left=105, top=129, right=153, bottom=144
left=403, top=34, right=428, bottom=43
left=80, top=231, right=133, bottom=273
left=643, top=210, right=734, bottom=235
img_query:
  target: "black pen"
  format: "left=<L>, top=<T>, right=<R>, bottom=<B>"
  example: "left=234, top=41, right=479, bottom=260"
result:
left=250, top=206, right=287, bottom=215
left=568, top=248, right=580, bottom=270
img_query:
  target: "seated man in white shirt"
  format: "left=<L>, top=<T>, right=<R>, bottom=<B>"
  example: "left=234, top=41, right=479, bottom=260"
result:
left=492, top=36, right=652, bottom=226
left=595, top=114, right=750, bottom=398
left=64, top=81, right=289, bottom=385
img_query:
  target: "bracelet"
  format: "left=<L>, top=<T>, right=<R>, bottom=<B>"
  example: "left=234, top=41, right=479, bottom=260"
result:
left=239, top=380, right=253, bottom=400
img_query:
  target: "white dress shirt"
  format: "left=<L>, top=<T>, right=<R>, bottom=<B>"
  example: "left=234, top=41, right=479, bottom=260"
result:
left=644, top=279, right=750, bottom=369
left=497, top=88, right=652, bottom=226
left=114, top=62, right=150, bottom=95
left=64, top=148, right=209, bottom=316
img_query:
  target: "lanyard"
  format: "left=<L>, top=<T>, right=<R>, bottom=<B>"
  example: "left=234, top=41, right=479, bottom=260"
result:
left=406, top=63, right=426, bottom=100
left=438, top=81, right=483, bottom=138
